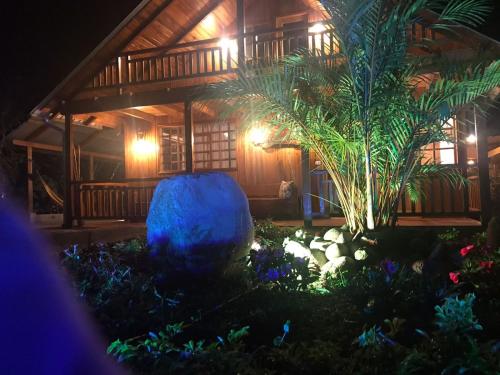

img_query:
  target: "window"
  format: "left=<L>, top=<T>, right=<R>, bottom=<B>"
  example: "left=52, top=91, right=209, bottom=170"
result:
left=421, top=117, right=457, bottom=165
left=194, top=121, right=237, bottom=170
left=158, top=126, right=185, bottom=173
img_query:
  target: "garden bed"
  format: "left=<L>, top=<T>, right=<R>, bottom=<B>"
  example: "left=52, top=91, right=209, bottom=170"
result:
left=61, top=222, right=500, bottom=374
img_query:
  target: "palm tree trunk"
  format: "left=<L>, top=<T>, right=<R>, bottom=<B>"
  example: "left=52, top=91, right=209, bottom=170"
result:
left=365, top=141, right=375, bottom=231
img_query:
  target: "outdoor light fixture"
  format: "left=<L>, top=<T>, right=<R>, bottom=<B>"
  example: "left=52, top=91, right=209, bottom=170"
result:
left=248, top=126, right=269, bottom=146
left=309, top=23, right=326, bottom=33
left=466, top=134, right=477, bottom=144
left=467, top=159, right=476, bottom=166
left=133, top=128, right=156, bottom=157
left=219, top=37, right=238, bottom=55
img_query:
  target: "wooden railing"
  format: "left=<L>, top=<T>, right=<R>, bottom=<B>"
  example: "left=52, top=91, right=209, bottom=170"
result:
left=74, top=178, right=162, bottom=221
left=311, top=167, right=479, bottom=218
left=87, top=22, right=339, bottom=90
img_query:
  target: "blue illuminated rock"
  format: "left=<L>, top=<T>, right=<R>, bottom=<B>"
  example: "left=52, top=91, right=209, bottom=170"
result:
left=146, top=172, right=254, bottom=277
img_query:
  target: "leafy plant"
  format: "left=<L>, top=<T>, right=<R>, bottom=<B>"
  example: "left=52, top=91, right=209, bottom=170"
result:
left=207, top=0, right=500, bottom=232
left=435, top=293, right=483, bottom=334
left=356, top=325, right=396, bottom=348
left=254, top=219, right=296, bottom=249
left=438, top=228, right=460, bottom=242
left=273, top=320, right=291, bottom=347
left=248, top=248, right=320, bottom=291
left=227, top=326, right=250, bottom=345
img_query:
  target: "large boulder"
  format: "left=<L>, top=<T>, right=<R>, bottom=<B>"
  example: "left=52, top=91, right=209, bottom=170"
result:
left=147, top=173, right=254, bottom=277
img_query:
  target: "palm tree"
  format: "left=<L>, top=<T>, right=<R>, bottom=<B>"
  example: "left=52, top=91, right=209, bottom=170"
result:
left=206, top=0, right=500, bottom=233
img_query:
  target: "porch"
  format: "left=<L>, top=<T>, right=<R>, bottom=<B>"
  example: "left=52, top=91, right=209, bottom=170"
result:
left=42, top=216, right=481, bottom=251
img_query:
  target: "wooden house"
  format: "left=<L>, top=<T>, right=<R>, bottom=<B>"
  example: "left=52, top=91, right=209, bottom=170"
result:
left=9, top=0, right=500, bottom=228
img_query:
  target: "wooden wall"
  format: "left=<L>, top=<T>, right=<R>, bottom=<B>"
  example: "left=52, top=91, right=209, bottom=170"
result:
left=124, top=119, right=158, bottom=179
left=122, top=113, right=303, bottom=199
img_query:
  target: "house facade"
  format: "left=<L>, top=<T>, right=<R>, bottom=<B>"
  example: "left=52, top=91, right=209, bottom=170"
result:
left=9, top=0, right=500, bottom=228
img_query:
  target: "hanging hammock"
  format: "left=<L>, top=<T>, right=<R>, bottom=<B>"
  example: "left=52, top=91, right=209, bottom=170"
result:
left=37, top=171, right=63, bottom=208
left=35, top=145, right=82, bottom=209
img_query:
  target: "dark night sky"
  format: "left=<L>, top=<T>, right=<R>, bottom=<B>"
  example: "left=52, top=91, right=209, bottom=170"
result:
left=1, top=0, right=499, bottom=129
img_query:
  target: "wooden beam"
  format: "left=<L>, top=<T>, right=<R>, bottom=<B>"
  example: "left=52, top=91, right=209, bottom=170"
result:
left=27, top=146, right=33, bottom=214
left=63, top=113, right=74, bottom=229
left=301, top=148, right=312, bottom=228
left=13, top=139, right=123, bottom=161
left=116, top=108, right=156, bottom=123
left=475, top=106, right=491, bottom=226
left=89, top=155, right=95, bottom=180
left=237, top=0, right=245, bottom=68
left=54, top=0, right=176, bottom=113
left=67, top=86, right=208, bottom=114
left=185, top=101, right=194, bottom=173
left=488, top=146, right=500, bottom=159
left=456, top=110, right=469, bottom=214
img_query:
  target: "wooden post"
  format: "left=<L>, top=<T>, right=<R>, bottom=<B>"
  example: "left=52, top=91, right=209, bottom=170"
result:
left=63, top=111, right=74, bottom=229
left=301, top=148, right=312, bottom=228
left=475, top=106, right=491, bottom=226
left=89, top=155, right=95, bottom=180
left=456, top=110, right=470, bottom=215
left=184, top=101, right=194, bottom=173
left=27, top=146, right=34, bottom=216
left=236, top=0, right=245, bottom=69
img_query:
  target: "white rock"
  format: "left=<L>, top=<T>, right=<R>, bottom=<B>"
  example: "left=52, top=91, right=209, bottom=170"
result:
left=251, top=241, right=262, bottom=251
left=284, top=240, right=312, bottom=259
left=322, top=256, right=355, bottom=274
left=354, top=249, right=369, bottom=261
left=325, top=243, right=348, bottom=261
left=323, top=228, right=341, bottom=242
left=309, top=236, right=331, bottom=251
left=335, top=231, right=352, bottom=244
left=295, top=229, right=306, bottom=240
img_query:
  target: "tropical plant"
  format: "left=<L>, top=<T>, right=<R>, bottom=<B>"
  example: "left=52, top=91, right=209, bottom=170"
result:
left=434, top=293, right=483, bottom=335
left=205, top=0, right=500, bottom=233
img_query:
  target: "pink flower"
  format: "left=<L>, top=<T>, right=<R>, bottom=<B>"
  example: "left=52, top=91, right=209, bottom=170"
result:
left=460, top=245, right=474, bottom=257
left=479, top=261, right=494, bottom=271
left=449, top=272, right=461, bottom=284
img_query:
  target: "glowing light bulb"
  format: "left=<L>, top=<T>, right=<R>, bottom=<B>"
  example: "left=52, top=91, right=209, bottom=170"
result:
left=248, top=127, right=268, bottom=146
left=309, top=23, right=326, bottom=33
left=467, top=159, right=476, bottom=166
left=133, top=139, right=156, bottom=156
left=466, top=134, right=477, bottom=144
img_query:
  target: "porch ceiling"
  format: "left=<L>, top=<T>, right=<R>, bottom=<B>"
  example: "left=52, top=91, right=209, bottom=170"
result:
left=9, top=118, right=124, bottom=157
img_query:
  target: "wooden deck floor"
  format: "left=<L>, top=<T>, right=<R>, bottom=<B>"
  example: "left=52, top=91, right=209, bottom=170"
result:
left=42, top=216, right=481, bottom=250
left=274, top=216, right=481, bottom=228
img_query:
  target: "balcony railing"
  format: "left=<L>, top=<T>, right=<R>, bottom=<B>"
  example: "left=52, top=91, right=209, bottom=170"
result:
left=86, top=22, right=339, bottom=90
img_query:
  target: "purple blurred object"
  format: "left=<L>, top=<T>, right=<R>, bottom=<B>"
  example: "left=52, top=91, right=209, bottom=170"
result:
left=0, top=202, right=124, bottom=375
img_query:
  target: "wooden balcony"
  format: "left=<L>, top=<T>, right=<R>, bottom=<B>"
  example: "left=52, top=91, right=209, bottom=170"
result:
left=85, top=22, right=340, bottom=92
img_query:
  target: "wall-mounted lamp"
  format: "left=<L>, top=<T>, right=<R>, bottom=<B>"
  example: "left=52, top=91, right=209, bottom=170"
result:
left=466, top=134, right=477, bottom=144
left=133, top=127, right=156, bottom=157
left=219, top=37, right=238, bottom=55
left=309, top=23, right=326, bottom=33
left=248, top=126, right=269, bottom=146
left=467, top=159, right=476, bottom=166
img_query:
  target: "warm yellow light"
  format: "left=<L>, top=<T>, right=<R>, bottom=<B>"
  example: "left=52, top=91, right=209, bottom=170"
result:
left=309, top=23, right=326, bottom=33
left=133, top=139, right=156, bottom=156
left=248, top=127, right=268, bottom=146
left=467, top=159, right=476, bottom=166
left=219, top=38, right=238, bottom=53
left=466, top=134, right=477, bottom=144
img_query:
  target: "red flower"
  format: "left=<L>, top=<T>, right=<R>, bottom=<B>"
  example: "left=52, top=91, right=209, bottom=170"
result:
left=449, top=272, right=461, bottom=284
left=479, top=261, right=494, bottom=271
left=460, top=245, right=474, bottom=257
